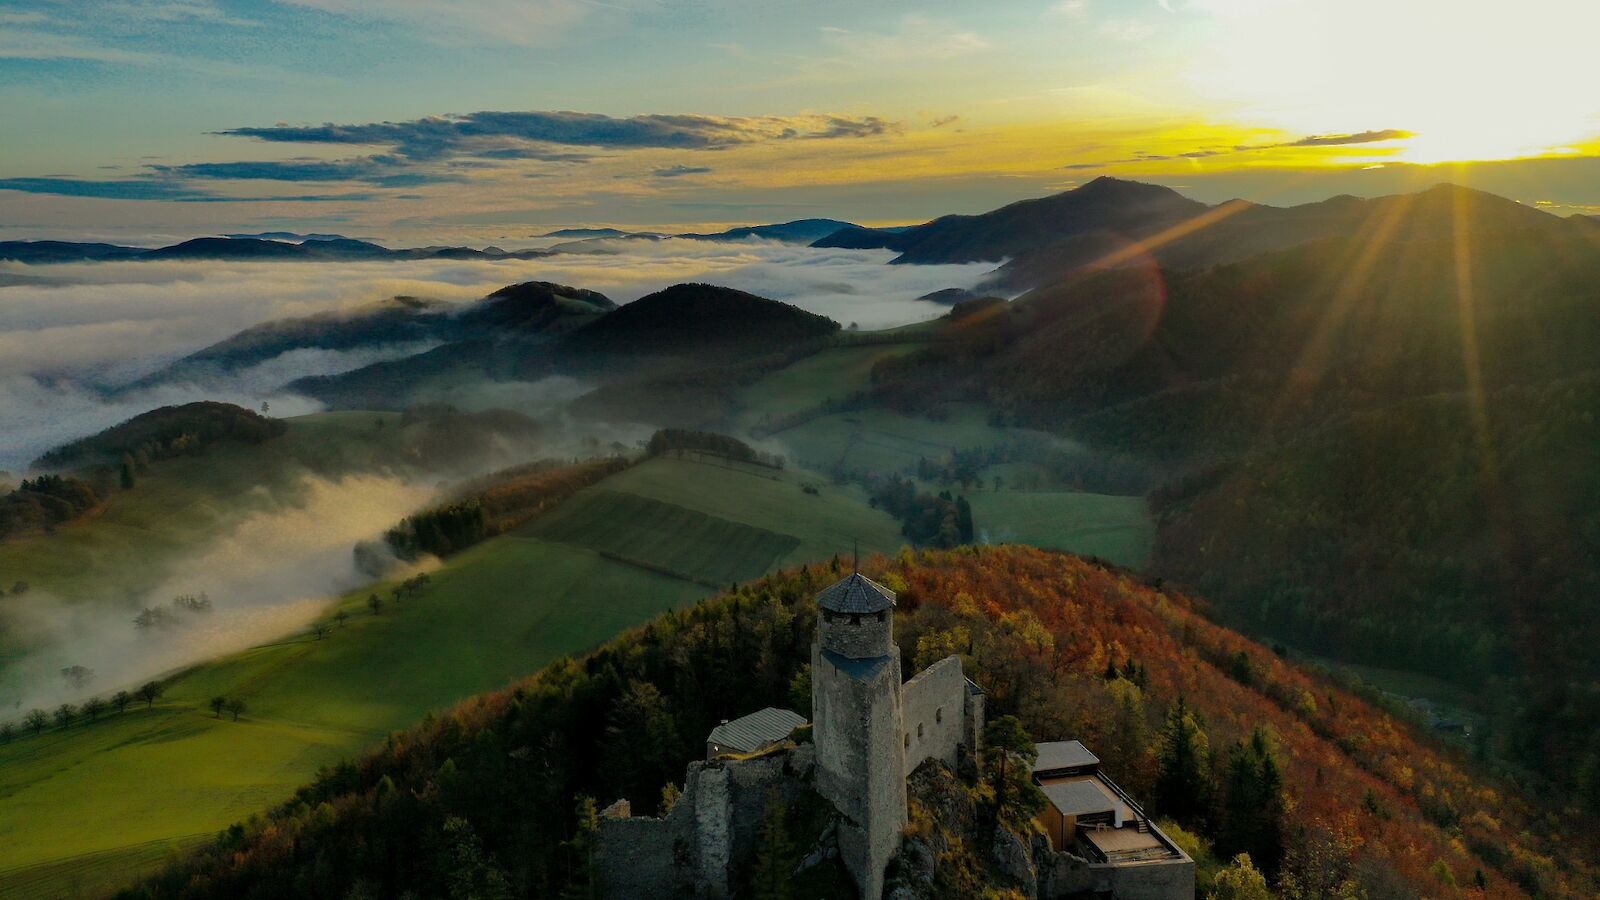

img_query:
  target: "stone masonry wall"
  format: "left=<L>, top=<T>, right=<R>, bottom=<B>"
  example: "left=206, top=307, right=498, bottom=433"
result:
left=900, top=656, right=969, bottom=777
left=595, top=747, right=815, bottom=899
left=1043, top=855, right=1196, bottom=900
left=821, top=613, right=894, bottom=659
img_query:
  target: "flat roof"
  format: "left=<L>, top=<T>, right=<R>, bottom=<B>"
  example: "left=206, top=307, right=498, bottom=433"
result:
left=707, top=707, right=806, bottom=753
left=1041, top=779, right=1118, bottom=818
left=1033, top=740, right=1100, bottom=773
left=1082, top=826, right=1177, bottom=862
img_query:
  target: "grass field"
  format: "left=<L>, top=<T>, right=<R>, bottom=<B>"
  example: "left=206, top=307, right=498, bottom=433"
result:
left=0, top=451, right=901, bottom=897
left=768, top=404, right=1014, bottom=477
left=0, top=534, right=706, bottom=896
left=965, top=490, right=1153, bottom=570
left=589, top=455, right=905, bottom=566
left=525, top=489, right=800, bottom=586
left=731, top=345, right=915, bottom=430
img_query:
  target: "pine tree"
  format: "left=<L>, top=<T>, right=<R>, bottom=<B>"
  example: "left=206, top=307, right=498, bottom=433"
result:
left=439, top=816, right=511, bottom=900
left=982, top=715, right=1046, bottom=827
left=561, top=795, right=599, bottom=900
left=1217, top=727, right=1285, bottom=875
left=750, top=790, right=797, bottom=900
left=1154, top=697, right=1211, bottom=826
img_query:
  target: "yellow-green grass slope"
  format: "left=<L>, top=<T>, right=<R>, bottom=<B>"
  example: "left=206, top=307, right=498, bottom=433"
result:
left=0, top=412, right=404, bottom=630
left=0, top=454, right=901, bottom=897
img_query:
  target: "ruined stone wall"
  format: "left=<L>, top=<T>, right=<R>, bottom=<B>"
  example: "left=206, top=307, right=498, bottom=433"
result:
left=963, top=682, right=985, bottom=754
left=594, top=747, right=816, bottom=899
left=900, top=656, right=969, bottom=777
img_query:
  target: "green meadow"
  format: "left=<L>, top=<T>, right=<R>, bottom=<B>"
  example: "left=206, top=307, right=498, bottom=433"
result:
left=0, top=450, right=903, bottom=897
left=965, top=490, right=1153, bottom=570
left=731, top=344, right=914, bottom=430
left=0, top=534, right=706, bottom=897
left=587, top=455, right=904, bottom=565
left=767, top=404, right=1013, bottom=475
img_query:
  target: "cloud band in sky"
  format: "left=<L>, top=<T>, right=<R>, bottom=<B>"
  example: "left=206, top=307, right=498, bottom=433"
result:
left=216, top=110, right=898, bottom=160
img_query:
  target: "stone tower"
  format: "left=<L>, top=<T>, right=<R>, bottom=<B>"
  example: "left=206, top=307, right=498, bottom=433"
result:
left=811, top=572, right=905, bottom=899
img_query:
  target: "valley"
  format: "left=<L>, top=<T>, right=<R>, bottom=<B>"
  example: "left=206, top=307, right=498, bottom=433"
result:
left=0, top=175, right=1596, bottom=899
left=0, top=399, right=1148, bottom=895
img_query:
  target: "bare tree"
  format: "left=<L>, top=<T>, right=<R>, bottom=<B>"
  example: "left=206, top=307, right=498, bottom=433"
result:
left=0, top=721, right=13, bottom=744
left=367, top=593, right=383, bottom=616
left=112, top=690, right=131, bottom=714
left=24, top=709, right=47, bottom=735
left=335, top=610, right=349, bottom=629
left=82, top=697, right=107, bottom=722
left=60, top=664, right=95, bottom=690
left=209, top=696, right=227, bottom=718
left=225, top=699, right=246, bottom=722
left=136, top=681, right=164, bottom=709
left=313, top=623, right=330, bottom=641
left=53, top=703, right=76, bottom=729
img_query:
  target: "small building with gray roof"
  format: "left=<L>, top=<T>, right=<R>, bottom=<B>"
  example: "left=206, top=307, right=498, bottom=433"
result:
left=705, top=707, right=806, bottom=758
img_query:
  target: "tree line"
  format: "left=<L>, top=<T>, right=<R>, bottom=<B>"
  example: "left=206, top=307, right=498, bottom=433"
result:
left=111, top=547, right=1595, bottom=899
left=2, top=682, right=166, bottom=745
left=384, top=458, right=630, bottom=561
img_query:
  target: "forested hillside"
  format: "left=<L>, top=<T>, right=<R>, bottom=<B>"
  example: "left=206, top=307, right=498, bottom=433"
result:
left=869, top=217, right=1600, bottom=801
left=117, top=547, right=1596, bottom=899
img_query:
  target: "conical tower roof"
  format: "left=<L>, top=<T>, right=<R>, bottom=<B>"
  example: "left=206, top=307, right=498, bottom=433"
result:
left=816, top=572, right=896, bottom=614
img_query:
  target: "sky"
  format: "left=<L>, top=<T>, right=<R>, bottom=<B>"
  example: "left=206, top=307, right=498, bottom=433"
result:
left=3, top=0, right=1599, bottom=241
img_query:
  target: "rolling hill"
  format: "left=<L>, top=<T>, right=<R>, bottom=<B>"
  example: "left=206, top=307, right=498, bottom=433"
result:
left=0, top=444, right=904, bottom=896
left=813, top=177, right=1206, bottom=268
left=110, top=547, right=1600, bottom=899
left=560, top=282, right=839, bottom=360
left=865, top=210, right=1600, bottom=805
left=679, top=218, right=861, bottom=244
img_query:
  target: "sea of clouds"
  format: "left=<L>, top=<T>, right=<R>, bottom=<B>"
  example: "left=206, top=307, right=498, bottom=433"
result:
left=0, top=239, right=994, bottom=473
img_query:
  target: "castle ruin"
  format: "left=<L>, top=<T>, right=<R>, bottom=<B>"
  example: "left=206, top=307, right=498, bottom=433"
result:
left=594, top=571, right=1193, bottom=899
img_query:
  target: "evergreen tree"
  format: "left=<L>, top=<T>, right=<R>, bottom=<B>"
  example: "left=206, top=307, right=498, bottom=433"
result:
left=955, top=495, right=975, bottom=543
left=982, top=715, right=1047, bottom=827
left=1217, top=727, right=1285, bottom=876
left=787, top=664, right=812, bottom=718
left=120, top=453, right=137, bottom=490
left=602, top=681, right=683, bottom=808
left=1154, top=697, right=1211, bottom=826
left=561, top=795, right=599, bottom=900
left=658, top=781, right=682, bottom=816
left=749, top=790, right=798, bottom=900
left=439, top=816, right=511, bottom=900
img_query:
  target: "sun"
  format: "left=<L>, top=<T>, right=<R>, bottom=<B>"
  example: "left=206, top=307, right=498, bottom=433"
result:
left=1184, top=0, right=1600, bottom=165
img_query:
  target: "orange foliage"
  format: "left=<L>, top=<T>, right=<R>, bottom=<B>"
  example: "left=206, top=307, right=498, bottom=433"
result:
left=890, top=546, right=1597, bottom=899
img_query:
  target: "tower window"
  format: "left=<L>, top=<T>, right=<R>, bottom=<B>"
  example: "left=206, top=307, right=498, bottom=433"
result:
left=851, top=614, right=861, bottom=626
left=917, top=723, right=924, bottom=739
left=875, top=611, right=885, bottom=622
left=936, top=708, right=943, bottom=724
left=903, top=734, right=910, bottom=750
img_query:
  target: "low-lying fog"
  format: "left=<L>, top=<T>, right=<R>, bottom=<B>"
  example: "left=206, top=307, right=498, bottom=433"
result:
left=0, top=239, right=993, bottom=472
left=0, top=238, right=994, bottom=718
left=0, top=474, right=437, bottom=715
